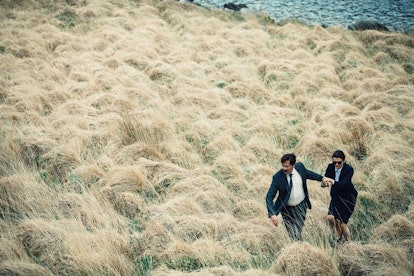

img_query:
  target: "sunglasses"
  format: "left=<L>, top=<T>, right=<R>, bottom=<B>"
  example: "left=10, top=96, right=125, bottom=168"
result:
left=333, top=161, right=343, bottom=165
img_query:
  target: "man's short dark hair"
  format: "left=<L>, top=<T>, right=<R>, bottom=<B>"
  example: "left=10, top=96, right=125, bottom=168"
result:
left=281, top=153, right=296, bottom=165
left=332, top=150, right=345, bottom=160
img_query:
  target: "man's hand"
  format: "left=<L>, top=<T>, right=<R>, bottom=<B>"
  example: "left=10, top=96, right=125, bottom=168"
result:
left=321, top=177, right=334, bottom=187
left=270, top=215, right=279, bottom=227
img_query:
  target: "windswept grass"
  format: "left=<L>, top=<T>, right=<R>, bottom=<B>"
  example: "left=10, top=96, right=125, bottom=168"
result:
left=0, top=0, right=413, bottom=275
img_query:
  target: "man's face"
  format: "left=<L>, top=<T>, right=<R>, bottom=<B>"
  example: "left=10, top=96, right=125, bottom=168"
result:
left=282, top=160, right=295, bottom=175
left=332, top=157, right=344, bottom=169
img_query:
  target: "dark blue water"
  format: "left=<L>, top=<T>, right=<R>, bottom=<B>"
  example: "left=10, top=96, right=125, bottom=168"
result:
left=192, top=0, right=414, bottom=32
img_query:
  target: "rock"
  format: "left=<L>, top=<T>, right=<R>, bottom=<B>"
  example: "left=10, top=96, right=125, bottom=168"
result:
left=224, top=3, right=248, bottom=11
left=348, top=20, right=389, bottom=31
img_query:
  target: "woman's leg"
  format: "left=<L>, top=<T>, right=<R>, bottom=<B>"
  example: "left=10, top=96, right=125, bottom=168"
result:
left=340, top=222, right=351, bottom=241
left=327, top=215, right=342, bottom=240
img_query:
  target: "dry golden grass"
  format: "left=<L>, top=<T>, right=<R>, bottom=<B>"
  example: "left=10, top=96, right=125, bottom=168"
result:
left=0, top=0, right=413, bottom=274
left=0, top=261, right=53, bottom=276
left=270, top=242, right=339, bottom=275
left=336, top=242, right=413, bottom=276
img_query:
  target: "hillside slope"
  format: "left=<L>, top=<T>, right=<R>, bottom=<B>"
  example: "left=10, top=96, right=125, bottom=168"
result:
left=0, top=0, right=413, bottom=275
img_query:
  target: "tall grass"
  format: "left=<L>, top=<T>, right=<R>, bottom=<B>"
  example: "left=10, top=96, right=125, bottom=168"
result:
left=0, top=0, right=413, bottom=275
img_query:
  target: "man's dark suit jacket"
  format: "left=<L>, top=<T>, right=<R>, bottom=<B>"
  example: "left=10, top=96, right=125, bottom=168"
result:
left=324, top=163, right=358, bottom=201
left=266, top=162, right=323, bottom=217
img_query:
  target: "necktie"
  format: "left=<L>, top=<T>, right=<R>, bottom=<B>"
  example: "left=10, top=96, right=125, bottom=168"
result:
left=289, top=174, right=293, bottom=188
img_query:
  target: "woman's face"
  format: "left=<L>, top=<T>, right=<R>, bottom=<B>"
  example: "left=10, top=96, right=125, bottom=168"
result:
left=332, top=157, right=344, bottom=169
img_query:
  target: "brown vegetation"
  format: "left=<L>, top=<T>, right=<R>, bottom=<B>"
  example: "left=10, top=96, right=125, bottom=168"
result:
left=0, top=0, right=413, bottom=275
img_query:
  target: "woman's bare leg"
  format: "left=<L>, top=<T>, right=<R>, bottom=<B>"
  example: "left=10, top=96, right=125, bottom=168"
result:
left=340, top=222, right=351, bottom=241
left=327, top=215, right=342, bottom=240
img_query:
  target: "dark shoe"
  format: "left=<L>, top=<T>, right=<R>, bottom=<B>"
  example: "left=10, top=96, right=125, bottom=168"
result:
left=336, top=237, right=346, bottom=244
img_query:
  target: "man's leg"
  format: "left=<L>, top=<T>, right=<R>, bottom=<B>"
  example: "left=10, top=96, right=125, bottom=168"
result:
left=281, top=210, right=297, bottom=241
left=292, top=201, right=307, bottom=241
left=282, top=202, right=307, bottom=241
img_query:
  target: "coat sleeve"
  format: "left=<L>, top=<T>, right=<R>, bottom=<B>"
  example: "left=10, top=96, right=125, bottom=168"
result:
left=304, top=166, right=324, bottom=181
left=324, top=164, right=334, bottom=179
left=266, top=175, right=279, bottom=217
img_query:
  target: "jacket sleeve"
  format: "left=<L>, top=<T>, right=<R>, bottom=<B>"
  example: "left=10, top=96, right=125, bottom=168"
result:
left=324, top=164, right=334, bottom=178
left=266, top=175, right=279, bottom=217
left=305, top=166, right=324, bottom=182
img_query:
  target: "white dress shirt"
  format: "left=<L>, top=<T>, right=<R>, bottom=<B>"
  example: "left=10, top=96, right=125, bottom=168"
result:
left=287, top=168, right=305, bottom=206
left=335, top=167, right=342, bottom=182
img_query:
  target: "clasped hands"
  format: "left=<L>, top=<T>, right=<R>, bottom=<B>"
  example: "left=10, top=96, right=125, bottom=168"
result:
left=321, top=177, right=334, bottom=187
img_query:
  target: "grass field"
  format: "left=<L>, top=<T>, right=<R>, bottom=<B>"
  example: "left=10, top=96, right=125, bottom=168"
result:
left=0, top=0, right=413, bottom=275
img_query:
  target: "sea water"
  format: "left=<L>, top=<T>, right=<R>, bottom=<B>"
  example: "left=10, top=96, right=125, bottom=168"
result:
left=192, top=0, right=414, bottom=32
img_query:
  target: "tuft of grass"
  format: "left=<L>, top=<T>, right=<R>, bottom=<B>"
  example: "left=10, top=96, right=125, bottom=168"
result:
left=56, top=9, right=79, bottom=29
left=118, top=114, right=169, bottom=148
left=403, top=63, right=414, bottom=74
left=275, top=17, right=309, bottom=27
left=39, top=171, right=61, bottom=188
left=351, top=194, right=390, bottom=241
left=128, top=219, right=143, bottom=233
left=216, top=81, right=227, bottom=88
left=166, top=256, right=203, bottom=272
left=135, top=256, right=157, bottom=276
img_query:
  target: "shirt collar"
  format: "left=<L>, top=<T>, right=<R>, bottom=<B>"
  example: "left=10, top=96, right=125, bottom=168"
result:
left=288, top=168, right=299, bottom=177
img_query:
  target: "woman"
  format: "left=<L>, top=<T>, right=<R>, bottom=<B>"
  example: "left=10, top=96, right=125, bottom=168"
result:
left=324, top=150, right=358, bottom=242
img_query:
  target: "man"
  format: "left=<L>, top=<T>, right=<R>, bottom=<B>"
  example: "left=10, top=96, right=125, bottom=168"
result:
left=324, top=150, right=358, bottom=243
left=266, top=153, right=332, bottom=241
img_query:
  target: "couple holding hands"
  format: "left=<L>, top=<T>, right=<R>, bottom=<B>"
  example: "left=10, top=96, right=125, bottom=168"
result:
left=266, top=150, right=358, bottom=243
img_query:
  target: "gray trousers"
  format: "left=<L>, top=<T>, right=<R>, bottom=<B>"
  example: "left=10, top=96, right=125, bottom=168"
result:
left=281, top=200, right=307, bottom=241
